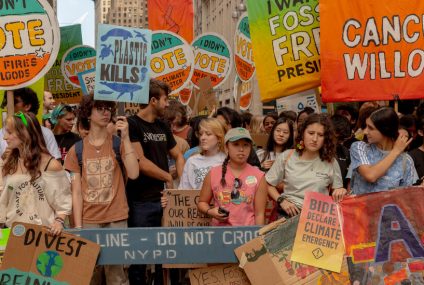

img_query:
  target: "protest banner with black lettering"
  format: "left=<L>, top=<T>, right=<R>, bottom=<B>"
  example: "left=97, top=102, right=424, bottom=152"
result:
left=189, top=264, right=250, bottom=285
left=321, top=0, right=424, bottom=102
left=95, top=24, right=151, bottom=104
left=163, top=190, right=211, bottom=227
left=340, top=187, right=424, bottom=284
left=44, top=24, right=83, bottom=104
left=191, top=33, right=232, bottom=89
left=291, top=192, right=344, bottom=272
left=276, top=89, right=319, bottom=114
left=62, top=45, right=96, bottom=89
left=151, top=31, right=194, bottom=94
left=78, top=68, right=96, bottom=95
left=1, top=223, right=100, bottom=285
left=246, top=0, right=320, bottom=102
left=0, top=0, right=60, bottom=90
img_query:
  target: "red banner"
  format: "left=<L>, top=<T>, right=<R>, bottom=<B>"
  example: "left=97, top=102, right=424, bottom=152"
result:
left=148, top=0, right=194, bottom=43
left=321, top=0, right=424, bottom=102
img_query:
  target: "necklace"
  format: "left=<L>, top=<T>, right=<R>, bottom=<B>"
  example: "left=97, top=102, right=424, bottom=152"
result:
left=88, top=135, right=106, bottom=154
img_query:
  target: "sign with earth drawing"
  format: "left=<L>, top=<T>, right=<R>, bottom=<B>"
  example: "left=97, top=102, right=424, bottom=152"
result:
left=151, top=31, right=194, bottom=95
left=234, top=12, right=255, bottom=82
left=61, top=45, right=96, bottom=89
left=0, top=0, right=60, bottom=90
left=1, top=223, right=100, bottom=285
left=95, top=24, right=151, bottom=104
left=191, top=33, right=232, bottom=89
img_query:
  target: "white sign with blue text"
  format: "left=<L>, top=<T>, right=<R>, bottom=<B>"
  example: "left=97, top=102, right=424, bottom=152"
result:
left=95, top=24, right=151, bottom=104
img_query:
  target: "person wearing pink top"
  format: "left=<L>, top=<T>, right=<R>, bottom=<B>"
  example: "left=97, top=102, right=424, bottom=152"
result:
left=198, top=128, right=268, bottom=226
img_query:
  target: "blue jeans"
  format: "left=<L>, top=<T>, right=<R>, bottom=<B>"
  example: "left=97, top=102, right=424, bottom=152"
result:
left=128, top=201, right=163, bottom=285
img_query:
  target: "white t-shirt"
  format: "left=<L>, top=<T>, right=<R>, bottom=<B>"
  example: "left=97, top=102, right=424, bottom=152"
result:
left=178, top=152, right=226, bottom=189
left=265, top=149, right=343, bottom=208
left=256, top=149, right=280, bottom=163
left=0, top=126, right=61, bottom=159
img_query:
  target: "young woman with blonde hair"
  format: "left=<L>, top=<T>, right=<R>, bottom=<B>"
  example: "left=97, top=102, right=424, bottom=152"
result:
left=179, top=118, right=228, bottom=189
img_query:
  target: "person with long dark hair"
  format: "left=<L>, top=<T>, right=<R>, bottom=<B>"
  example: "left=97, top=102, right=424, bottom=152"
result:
left=350, top=107, right=418, bottom=194
left=266, top=113, right=347, bottom=218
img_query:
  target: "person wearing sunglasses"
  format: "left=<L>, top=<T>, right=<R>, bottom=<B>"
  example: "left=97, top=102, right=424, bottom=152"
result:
left=198, top=127, right=268, bottom=226
left=50, top=104, right=81, bottom=164
left=64, top=95, right=139, bottom=285
left=266, top=114, right=347, bottom=218
left=0, top=112, right=71, bottom=236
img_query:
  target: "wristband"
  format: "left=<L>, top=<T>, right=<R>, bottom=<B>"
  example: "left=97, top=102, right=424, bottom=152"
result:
left=277, top=196, right=285, bottom=204
left=55, top=217, right=64, bottom=226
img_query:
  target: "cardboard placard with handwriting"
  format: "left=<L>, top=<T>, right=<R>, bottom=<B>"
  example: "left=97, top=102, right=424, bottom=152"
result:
left=1, top=223, right=100, bottom=285
left=189, top=264, right=250, bottom=285
left=163, top=190, right=211, bottom=227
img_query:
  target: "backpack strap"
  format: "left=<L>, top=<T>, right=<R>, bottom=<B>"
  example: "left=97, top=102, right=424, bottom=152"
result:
left=75, top=140, right=84, bottom=174
left=112, top=135, right=125, bottom=176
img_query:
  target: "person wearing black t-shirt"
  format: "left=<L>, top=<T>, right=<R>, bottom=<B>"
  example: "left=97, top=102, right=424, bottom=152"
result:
left=127, top=79, right=184, bottom=285
left=409, top=115, right=424, bottom=181
left=51, top=104, right=81, bottom=164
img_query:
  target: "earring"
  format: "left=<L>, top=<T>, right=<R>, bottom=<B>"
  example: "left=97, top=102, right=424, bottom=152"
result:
left=296, top=140, right=304, bottom=150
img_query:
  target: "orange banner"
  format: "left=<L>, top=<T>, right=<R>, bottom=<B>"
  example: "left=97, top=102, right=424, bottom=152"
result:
left=148, top=0, right=194, bottom=43
left=321, top=0, right=424, bottom=102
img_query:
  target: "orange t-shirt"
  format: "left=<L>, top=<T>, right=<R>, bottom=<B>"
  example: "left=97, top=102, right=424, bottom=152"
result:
left=64, top=135, right=129, bottom=224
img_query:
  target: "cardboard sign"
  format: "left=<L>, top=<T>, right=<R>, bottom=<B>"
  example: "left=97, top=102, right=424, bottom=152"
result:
left=61, top=45, right=96, bottom=88
left=321, top=0, right=424, bottom=102
left=77, top=68, right=96, bottom=95
left=1, top=223, right=100, bottom=284
left=0, top=0, right=60, bottom=90
left=195, top=76, right=216, bottom=115
left=251, top=134, right=268, bottom=149
left=151, top=31, right=194, bottom=94
left=71, top=226, right=259, bottom=265
left=246, top=0, right=320, bottom=102
left=123, top=102, right=140, bottom=116
left=234, top=13, right=255, bottom=82
left=189, top=264, right=250, bottom=285
left=340, top=188, right=424, bottom=283
left=0, top=229, right=10, bottom=266
left=191, top=33, right=232, bottom=89
left=291, top=192, right=344, bottom=272
left=233, top=76, right=252, bottom=111
left=95, top=24, right=151, bottom=104
left=44, top=24, right=83, bottom=104
left=276, top=89, right=319, bottom=113
left=163, top=190, right=211, bottom=227
left=235, top=218, right=351, bottom=284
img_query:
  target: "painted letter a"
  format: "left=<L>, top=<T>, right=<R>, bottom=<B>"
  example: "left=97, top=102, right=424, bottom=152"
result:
left=375, top=205, right=424, bottom=262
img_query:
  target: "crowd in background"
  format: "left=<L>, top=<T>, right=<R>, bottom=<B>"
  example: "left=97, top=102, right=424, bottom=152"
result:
left=0, top=79, right=422, bottom=285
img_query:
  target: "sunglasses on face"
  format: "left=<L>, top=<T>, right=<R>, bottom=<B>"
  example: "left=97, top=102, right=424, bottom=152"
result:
left=231, top=178, right=242, bottom=200
left=95, top=106, right=113, bottom=113
left=14, top=111, right=28, bottom=127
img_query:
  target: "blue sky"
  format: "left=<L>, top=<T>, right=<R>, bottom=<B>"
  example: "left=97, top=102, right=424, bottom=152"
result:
left=58, top=0, right=95, bottom=47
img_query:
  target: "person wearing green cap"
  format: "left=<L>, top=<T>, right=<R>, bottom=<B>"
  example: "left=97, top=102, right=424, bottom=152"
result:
left=198, top=127, right=268, bottom=226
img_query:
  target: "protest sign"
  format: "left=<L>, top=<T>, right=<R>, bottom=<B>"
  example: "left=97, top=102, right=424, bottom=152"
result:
left=151, top=31, right=194, bottom=94
left=195, top=76, right=216, bottom=115
left=191, top=33, right=232, bottom=89
left=233, top=76, right=252, bottom=111
left=44, top=24, right=83, bottom=104
left=70, top=226, right=259, bottom=265
left=123, top=102, right=140, bottom=116
left=77, top=68, right=96, bottom=95
left=178, top=82, right=193, bottom=106
left=0, top=0, right=60, bottom=90
left=321, top=0, right=424, bottom=102
left=189, top=264, right=250, bottom=285
left=276, top=89, right=320, bottom=114
left=1, top=222, right=99, bottom=285
left=234, top=13, right=255, bottom=82
left=0, top=229, right=10, bottom=266
left=246, top=0, right=320, bottom=102
left=235, top=218, right=350, bottom=284
left=61, top=45, right=96, bottom=89
left=95, top=24, right=151, bottom=104
left=163, top=190, right=211, bottom=227
left=291, top=192, right=344, bottom=272
left=340, top=187, right=424, bottom=284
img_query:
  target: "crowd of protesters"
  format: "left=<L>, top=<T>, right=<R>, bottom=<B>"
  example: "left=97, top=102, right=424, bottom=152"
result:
left=0, top=79, right=422, bottom=285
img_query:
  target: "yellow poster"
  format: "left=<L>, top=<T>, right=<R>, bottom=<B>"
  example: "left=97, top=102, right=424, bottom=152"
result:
left=291, top=192, right=344, bottom=272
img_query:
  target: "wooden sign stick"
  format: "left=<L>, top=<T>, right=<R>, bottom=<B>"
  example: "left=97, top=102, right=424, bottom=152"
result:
left=7, top=90, right=14, bottom=115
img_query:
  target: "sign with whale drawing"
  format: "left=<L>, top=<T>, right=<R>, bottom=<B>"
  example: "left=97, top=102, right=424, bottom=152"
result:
left=95, top=24, right=151, bottom=104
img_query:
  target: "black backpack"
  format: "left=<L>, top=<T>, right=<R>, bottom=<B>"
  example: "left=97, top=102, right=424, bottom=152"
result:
left=75, top=135, right=124, bottom=177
